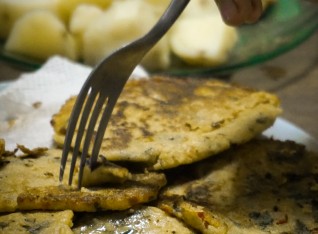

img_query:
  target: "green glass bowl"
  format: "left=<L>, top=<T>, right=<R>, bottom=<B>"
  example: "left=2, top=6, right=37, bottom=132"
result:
left=1, top=0, right=317, bottom=75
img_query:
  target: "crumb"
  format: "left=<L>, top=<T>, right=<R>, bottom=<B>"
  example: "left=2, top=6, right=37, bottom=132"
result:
left=32, top=101, right=42, bottom=109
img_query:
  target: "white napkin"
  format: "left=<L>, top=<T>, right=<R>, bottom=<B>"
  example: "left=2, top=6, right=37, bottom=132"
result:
left=0, top=56, right=148, bottom=150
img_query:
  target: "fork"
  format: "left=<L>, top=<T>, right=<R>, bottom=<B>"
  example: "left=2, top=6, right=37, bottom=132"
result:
left=59, top=0, right=190, bottom=188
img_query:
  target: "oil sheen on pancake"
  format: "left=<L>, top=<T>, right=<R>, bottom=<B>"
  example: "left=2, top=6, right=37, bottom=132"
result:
left=72, top=206, right=194, bottom=233
left=51, top=76, right=281, bottom=170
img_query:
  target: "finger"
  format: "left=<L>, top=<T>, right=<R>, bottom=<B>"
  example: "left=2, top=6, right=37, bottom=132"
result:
left=247, top=0, right=263, bottom=23
left=233, top=0, right=263, bottom=24
left=235, top=0, right=254, bottom=23
left=214, top=0, right=263, bottom=26
left=215, top=0, right=241, bottom=26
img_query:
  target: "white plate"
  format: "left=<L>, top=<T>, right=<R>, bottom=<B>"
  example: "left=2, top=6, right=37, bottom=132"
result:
left=263, top=117, right=318, bottom=151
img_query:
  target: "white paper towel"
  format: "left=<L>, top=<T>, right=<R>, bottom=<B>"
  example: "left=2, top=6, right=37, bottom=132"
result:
left=0, top=56, right=147, bottom=150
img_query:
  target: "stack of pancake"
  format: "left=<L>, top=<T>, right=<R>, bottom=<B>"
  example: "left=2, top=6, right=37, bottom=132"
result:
left=1, top=76, right=317, bottom=233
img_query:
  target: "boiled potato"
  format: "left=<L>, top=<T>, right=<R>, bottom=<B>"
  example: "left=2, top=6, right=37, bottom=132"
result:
left=143, top=0, right=170, bottom=16
left=143, top=0, right=218, bottom=20
left=179, top=0, right=218, bottom=19
left=144, top=0, right=170, bottom=5
left=69, top=4, right=104, bottom=58
left=56, top=0, right=112, bottom=22
left=5, top=10, right=78, bottom=61
left=82, top=0, right=170, bottom=70
left=169, top=14, right=238, bottom=66
left=168, top=0, right=237, bottom=67
left=69, top=4, right=103, bottom=36
left=1, top=0, right=276, bottom=70
left=141, top=36, right=170, bottom=71
left=0, top=0, right=58, bottom=39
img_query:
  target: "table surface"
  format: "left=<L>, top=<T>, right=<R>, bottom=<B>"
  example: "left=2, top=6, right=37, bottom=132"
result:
left=232, top=31, right=318, bottom=141
left=1, top=31, right=317, bottom=141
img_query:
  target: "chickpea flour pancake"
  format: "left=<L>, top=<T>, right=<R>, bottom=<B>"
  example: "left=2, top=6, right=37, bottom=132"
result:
left=0, top=142, right=166, bottom=213
left=52, top=76, right=281, bottom=170
left=159, top=139, right=318, bottom=233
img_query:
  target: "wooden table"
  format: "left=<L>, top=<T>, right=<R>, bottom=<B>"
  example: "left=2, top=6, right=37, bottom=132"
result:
left=1, top=31, right=317, bottom=140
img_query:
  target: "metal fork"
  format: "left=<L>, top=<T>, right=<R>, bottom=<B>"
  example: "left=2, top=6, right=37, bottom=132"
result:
left=60, top=0, right=190, bottom=188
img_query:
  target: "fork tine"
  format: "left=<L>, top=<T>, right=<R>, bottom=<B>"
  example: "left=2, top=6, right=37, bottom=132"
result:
left=60, top=85, right=91, bottom=182
left=89, top=93, right=121, bottom=169
left=68, top=88, right=100, bottom=185
left=77, top=92, right=108, bottom=188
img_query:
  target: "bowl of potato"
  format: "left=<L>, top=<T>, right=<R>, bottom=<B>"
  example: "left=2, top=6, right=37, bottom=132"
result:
left=0, top=0, right=317, bottom=75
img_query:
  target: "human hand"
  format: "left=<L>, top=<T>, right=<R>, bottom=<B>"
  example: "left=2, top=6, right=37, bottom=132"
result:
left=214, top=0, right=263, bottom=26
left=215, top=0, right=318, bottom=26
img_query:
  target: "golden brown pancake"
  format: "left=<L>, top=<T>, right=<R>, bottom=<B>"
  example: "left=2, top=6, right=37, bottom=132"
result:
left=0, top=147, right=166, bottom=212
left=0, top=210, right=74, bottom=233
left=158, top=139, right=318, bottom=233
left=1, top=75, right=286, bottom=232
left=17, top=172, right=166, bottom=212
left=51, top=76, right=281, bottom=170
